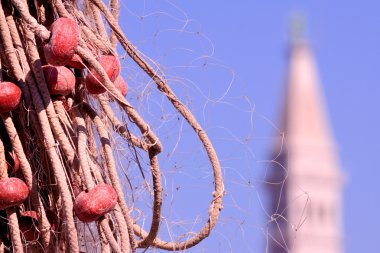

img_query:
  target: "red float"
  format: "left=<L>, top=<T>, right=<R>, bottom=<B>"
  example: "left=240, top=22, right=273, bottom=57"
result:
left=85, top=55, right=121, bottom=94
left=0, top=82, right=22, bottom=113
left=114, top=76, right=128, bottom=97
left=74, top=184, right=117, bottom=223
left=42, top=65, right=76, bottom=96
left=67, top=54, right=85, bottom=69
left=44, top=18, right=79, bottom=66
left=0, top=178, right=29, bottom=210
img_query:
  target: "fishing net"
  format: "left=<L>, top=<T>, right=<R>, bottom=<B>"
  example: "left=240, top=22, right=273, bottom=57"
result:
left=0, top=0, right=224, bottom=252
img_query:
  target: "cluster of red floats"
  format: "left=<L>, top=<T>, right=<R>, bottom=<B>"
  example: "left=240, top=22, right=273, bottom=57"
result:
left=0, top=17, right=121, bottom=236
left=43, top=17, right=128, bottom=97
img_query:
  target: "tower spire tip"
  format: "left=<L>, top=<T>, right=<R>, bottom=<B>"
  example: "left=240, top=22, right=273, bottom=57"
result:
left=290, top=11, right=307, bottom=43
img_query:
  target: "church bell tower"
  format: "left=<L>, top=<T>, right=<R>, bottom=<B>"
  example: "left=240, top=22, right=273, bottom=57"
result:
left=266, top=21, right=344, bottom=253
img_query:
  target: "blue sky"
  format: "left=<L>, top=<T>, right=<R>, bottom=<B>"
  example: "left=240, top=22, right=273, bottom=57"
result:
left=117, top=1, right=380, bottom=252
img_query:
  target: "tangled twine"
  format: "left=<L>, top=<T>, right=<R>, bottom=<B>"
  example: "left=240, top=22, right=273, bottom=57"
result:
left=0, top=0, right=224, bottom=252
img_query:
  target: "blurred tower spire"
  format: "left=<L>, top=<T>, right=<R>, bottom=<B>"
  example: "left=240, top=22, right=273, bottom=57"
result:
left=290, top=12, right=306, bottom=42
left=266, top=16, right=344, bottom=253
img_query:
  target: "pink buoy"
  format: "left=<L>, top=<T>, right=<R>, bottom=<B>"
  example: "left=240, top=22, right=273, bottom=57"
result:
left=44, top=18, right=79, bottom=66
left=0, top=178, right=29, bottom=210
left=0, top=82, right=22, bottom=114
left=113, top=76, right=128, bottom=97
left=42, top=65, right=76, bottom=96
left=74, top=184, right=117, bottom=223
left=67, top=54, right=85, bottom=69
left=85, top=55, right=120, bottom=94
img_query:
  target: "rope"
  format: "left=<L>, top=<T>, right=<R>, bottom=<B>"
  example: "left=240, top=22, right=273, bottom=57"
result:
left=0, top=0, right=224, bottom=251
